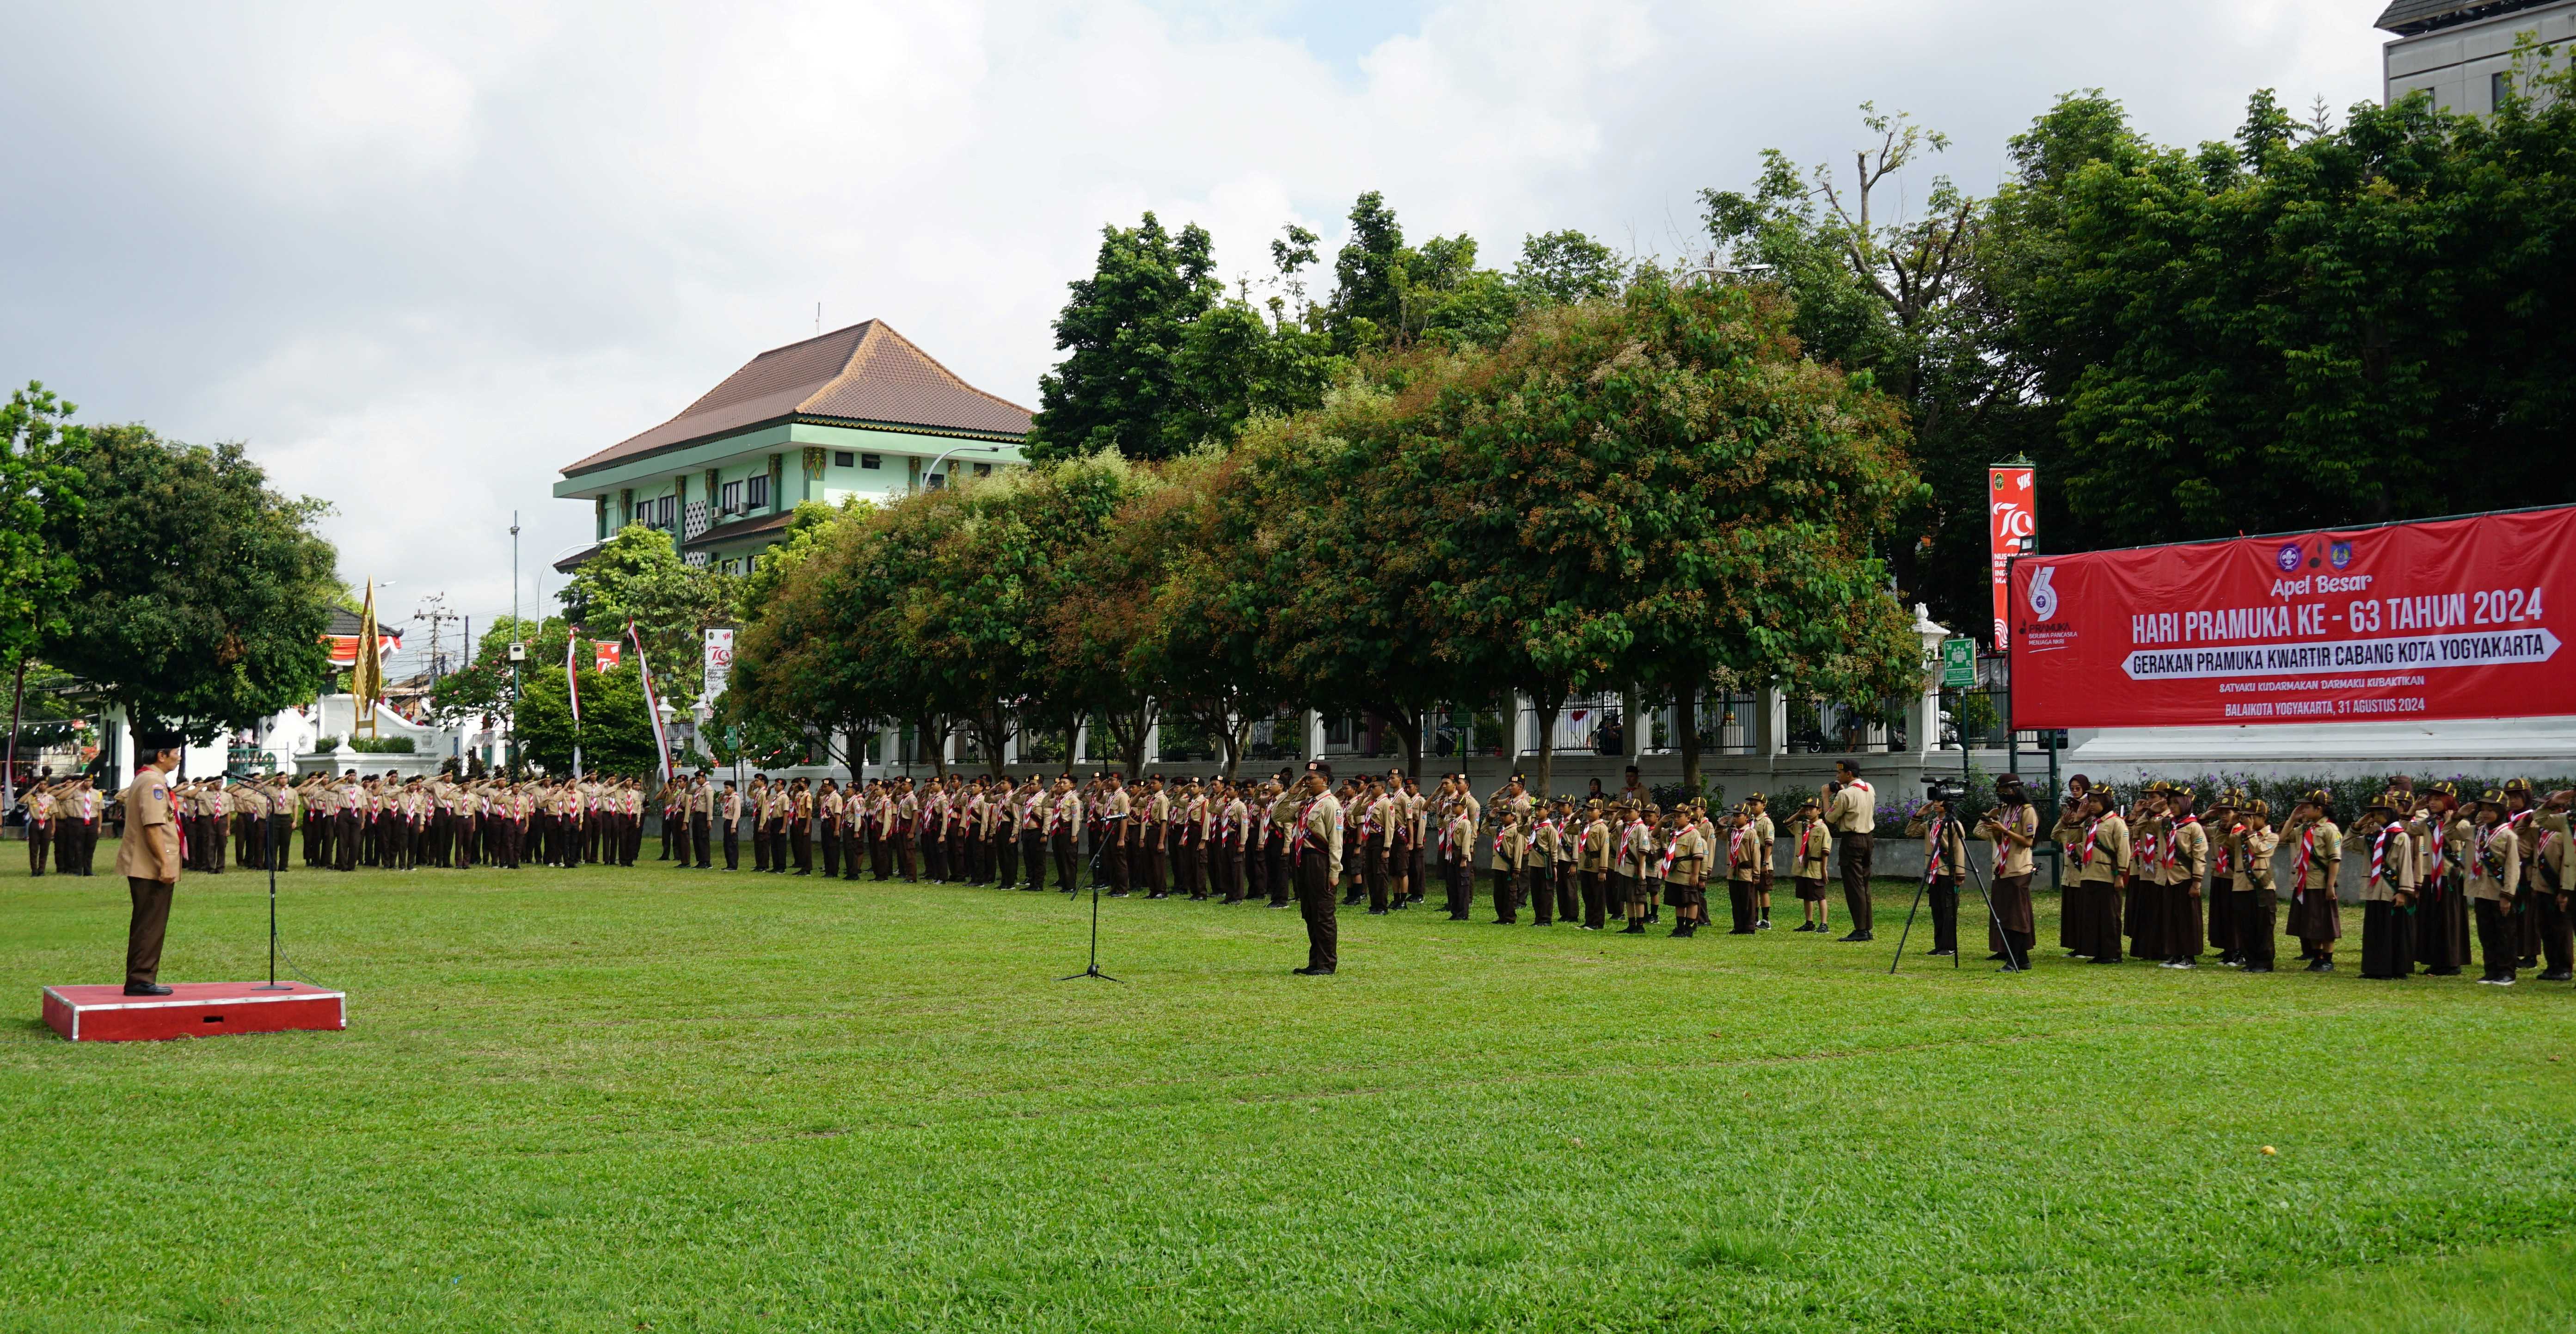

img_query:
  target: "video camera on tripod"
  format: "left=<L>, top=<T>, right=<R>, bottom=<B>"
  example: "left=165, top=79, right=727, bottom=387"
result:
left=1921, top=775, right=1970, bottom=806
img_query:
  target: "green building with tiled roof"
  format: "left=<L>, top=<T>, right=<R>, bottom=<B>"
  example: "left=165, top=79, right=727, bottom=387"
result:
left=553, top=320, right=1032, bottom=572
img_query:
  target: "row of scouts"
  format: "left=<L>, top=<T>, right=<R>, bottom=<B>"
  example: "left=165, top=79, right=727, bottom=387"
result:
left=2049, top=774, right=2572, bottom=984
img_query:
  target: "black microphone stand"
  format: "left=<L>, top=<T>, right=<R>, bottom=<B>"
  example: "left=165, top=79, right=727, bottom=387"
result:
left=256, top=820, right=289, bottom=990
left=1060, top=836, right=1119, bottom=982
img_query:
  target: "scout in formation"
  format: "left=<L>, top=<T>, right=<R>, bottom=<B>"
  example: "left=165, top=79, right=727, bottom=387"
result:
left=36, top=755, right=2570, bottom=991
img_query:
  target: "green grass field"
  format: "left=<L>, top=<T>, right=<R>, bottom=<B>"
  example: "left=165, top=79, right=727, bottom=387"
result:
left=3, top=843, right=2572, bottom=1332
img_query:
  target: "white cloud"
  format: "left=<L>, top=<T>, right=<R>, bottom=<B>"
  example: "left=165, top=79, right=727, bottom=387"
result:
left=0, top=0, right=2386, bottom=629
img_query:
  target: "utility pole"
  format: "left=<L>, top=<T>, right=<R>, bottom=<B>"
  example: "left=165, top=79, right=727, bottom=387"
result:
left=412, top=592, right=463, bottom=682
left=509, top=512, right=522, bottom=775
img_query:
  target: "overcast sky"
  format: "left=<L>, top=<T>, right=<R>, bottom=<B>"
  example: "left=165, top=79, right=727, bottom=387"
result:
left=0, top=0, right=2388, bottom=652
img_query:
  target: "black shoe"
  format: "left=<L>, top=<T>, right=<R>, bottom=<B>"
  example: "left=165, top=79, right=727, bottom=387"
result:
left=1447, top=913, right=1469, bottom=922
left=1837, top=930, right=1873, bottom=942
left=1730, top=928, right=1756, bottom=935
left=2090, top=955, right=2123, bottom=965
left=1268, top=901, right=1293, bottom=909
left=1998, top=962, right=2026, bottom=972
left=2541, top=969, right=2574, bottom=983
left=1148, top=892, right=1170, bottom=900
left=1927, top=948, right=1956, bottom=957
left=1291, top=965, right=1335, bottom=976
left=2243, top=963, right=2274, bottom=973
left=2306, top=958, right=2334, bottom=973
left=1367, top=908, right=1389, bottom=916
left=122, top=982, right=173, bottom=997
left=1621, top=922, right=1646, bottom=934
left=1670, top=923, right=1695, bottom=938
left=1793, top=922, right=1816, bottom=933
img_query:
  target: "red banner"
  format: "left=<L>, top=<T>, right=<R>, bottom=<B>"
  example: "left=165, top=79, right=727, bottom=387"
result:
left=1989, top=466, right=2034, bottom=649
left=2011, top=505, right=2575, bottom=729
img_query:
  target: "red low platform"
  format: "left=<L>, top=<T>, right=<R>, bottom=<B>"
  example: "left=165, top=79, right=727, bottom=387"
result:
left=41, top=981, right=346, bottom=1042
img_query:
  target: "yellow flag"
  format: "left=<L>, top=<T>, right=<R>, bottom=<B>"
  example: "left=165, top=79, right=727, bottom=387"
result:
left=352, top=579, right=381, bottom=732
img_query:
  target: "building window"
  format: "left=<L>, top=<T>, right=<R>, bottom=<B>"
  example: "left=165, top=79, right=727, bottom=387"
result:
left=833, top=450, right=855, bottom=468
left=746, top=474, right=770, bottom=510
left=972, top=462, right=992, bottom=477
left=924, top=472, right=945, bottom=491
left=721, top=480, right=742, bottom=513
left=2493, top=71, right=2512, bottom=110
left=860, top=453, right=881, bottom=469
left=655, top=496, right=675, bottom=528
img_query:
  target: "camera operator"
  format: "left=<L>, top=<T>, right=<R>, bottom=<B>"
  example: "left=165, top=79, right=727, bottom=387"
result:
left=1977, top=775, right=2039, bottom=970
left=1904, top=785, right=1970, bottom=957
left=1819, top=760, right=1876, bottom=941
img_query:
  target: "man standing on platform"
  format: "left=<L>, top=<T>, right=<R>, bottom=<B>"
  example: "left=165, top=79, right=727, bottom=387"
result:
left=114, top=733, right=186, bottom=996
left=1821, top=760, right=1876, bottom=941
left=1291, top=762, right=1343, bottom=975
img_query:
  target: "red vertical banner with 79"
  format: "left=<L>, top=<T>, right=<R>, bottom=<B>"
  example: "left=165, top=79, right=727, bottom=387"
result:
left=1989, top=466, right=2036, bottom=651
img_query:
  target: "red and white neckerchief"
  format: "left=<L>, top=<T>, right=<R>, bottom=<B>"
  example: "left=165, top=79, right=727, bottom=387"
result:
left=2135, top=824, right=2159, bottom=867
left=1797, top=820, right=1815, bottom=862
left=1730, top=824, right=1749, bottom=864
left=2290, top=824, right=2318, bottom=902
left=1657, top=834, right=1681, bottom=879
left=2080, top=818, right=2103, bottom=868
left=2164, top=815, right=2196, bottom=871
left=1287, top=797, right=1315, bottom=853
left=2422, top=819, right=2447, bottom=878
left=2213, top=824, right=2238, bottom=877
left=2370, top=822, right=2400, bottom=886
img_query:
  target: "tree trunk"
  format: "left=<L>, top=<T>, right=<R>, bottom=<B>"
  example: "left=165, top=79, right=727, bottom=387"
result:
left=1674, top=686, right=1701, bottom=799
left=3, top=656, right=24, bottom=812
left=1379, top=708, right=1424, bottom=781
left=1530, top=696, right=1561, bottom=803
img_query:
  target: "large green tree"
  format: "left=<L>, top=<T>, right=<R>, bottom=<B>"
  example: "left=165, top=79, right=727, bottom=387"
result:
left=38, top=424, right=337, bottom=741
left=557, top=525, right=736, bottom=678
left=2008, top=77, right=2576, bottom=546
left=1026, top=213, right=1223, bottom=463
left=1, top=382, right=85, bottom=680
left=514, top=661, right=657, bottom=776
left=1703, top=104, right=2042, bottom=636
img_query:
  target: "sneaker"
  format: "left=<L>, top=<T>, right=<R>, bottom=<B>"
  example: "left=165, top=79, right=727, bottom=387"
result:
left=1621, top=922, right=1646, bottom=934
left=1367, top=908, right=1389, bottom=916
left=1927, top=948, right=1956, bottom=958
left=2541, top=969, right=2574, bottom=983
left=1793, top=922, right=1816, bottom=933
left=2305, top=959, right=2333, bottom=973
left=1757, top=919, right=1773, bottom=930
left=1837, top=930, right=1873, bottom=942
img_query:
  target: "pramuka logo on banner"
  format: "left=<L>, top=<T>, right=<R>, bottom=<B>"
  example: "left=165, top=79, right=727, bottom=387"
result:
left=2018, top=565, right=2078, bottom=652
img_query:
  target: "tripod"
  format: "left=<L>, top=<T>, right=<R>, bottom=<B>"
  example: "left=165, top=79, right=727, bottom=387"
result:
left=1889, top=812, right=2023, bottom=974
left=1059, top=840, right=1120, bottom=983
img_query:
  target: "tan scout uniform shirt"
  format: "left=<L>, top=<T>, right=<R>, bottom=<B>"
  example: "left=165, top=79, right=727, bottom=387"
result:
left=116, top=766, right=183, bottom=882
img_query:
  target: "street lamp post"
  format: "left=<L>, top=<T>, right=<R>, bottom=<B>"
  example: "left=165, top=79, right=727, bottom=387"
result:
left=920, top=443, right=1006, bottom=492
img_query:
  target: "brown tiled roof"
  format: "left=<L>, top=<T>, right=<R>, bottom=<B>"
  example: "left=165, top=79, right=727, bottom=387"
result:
left=563, top=321, right=1033, bottom=477
left=2375, top=0, right=2556, bottom=34
left=682, top=509, right=798, bottom=550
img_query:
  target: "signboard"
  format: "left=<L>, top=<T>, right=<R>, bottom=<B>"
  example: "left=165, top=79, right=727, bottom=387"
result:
left=1988, top=465, right=2035, bottom=650
left=1940, top=637, right=1978, bottom=689
left=704, top=628, right=735, bottom=700
left=592, top=640, right=621, bottom=673
left=2010, top=505, right=2575, bottom=729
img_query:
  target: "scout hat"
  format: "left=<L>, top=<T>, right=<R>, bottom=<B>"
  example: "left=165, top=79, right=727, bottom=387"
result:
left=2243, top=799, right=2270, bottom=818
left=1797, top=795, right=1821, bottom=813
left=1744, top=791, right=1766, bottom=805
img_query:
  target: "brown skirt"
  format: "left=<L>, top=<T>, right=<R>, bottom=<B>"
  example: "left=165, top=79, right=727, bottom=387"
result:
left=1794, top=874, right=1828, bottom=902
left=2287, top=882, right=2343, bottom=943
left=1988, top=872, right=2036, bottom=935
left=2161, top=879, right=2206, bottom=957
